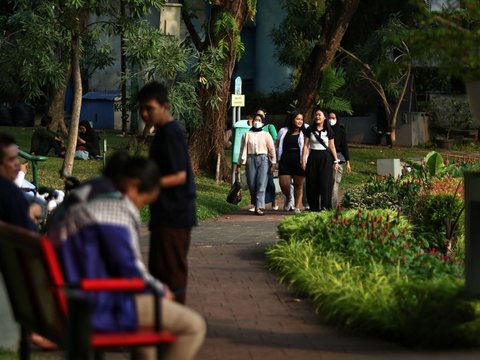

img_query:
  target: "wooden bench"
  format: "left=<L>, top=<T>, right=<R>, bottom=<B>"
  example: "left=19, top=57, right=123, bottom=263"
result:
left=0, top=221, right=175, bottom=360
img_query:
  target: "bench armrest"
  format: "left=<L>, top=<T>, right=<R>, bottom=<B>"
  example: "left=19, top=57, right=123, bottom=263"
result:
left=79, top=278, right=146, bottom=291
left=18, top=149, right=48, bottom=188
left=18, top=149, right=48, bottom=162
left=78, top=278, right=162, bottom=331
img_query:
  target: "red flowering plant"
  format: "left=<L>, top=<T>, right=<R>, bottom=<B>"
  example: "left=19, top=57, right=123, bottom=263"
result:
left=411, top=174, right=464, bottom=257
left=290, top=209, right=460, bottom=277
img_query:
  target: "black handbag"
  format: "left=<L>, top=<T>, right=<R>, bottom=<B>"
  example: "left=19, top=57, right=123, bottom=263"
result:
left=226, top=175, right=242, bottom=205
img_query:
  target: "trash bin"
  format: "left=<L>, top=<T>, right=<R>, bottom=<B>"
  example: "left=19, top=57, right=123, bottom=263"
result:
left=232, top=120, right=251, bottom=164
left=80, top=91, right=130, bottom=130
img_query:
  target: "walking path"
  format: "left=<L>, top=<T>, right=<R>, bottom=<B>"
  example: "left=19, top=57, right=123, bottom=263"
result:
left=30, top=208, right=480, bottom=359
left=182, top=209, right=480, bottom=360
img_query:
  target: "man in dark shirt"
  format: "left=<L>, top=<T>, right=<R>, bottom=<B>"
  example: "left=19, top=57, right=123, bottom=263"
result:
left=30, top=115, right=64, bottom=156
left=0, top=133, right=37, bottom=230
left=138, top=81, right=196, bottom=304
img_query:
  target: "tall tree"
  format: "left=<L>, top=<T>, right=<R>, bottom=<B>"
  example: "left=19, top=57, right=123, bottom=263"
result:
left=272, top=0, right=360, bottom=121
left=180, top=0, right=256, bottom=176
left=340, top=18, right=412, bottom=145
left=1, top=0, right=165, bottom=175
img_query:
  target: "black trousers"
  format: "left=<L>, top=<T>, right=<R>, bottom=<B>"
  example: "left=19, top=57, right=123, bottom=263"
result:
left=149, top=226, right=192, bottom=304
left=305, top=150, right=333, bottom=211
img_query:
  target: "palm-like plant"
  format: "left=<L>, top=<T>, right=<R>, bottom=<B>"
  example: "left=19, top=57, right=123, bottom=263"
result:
left=316, top=66, right=353, bottom=115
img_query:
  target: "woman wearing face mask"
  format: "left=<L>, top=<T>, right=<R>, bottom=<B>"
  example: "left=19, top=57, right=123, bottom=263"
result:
left=236, top=114, right=276, bottom=216
left=276, top=110, right=306, bottom=214
left=328, top=112, right=351, bottom=209
left=301, top=109, right=340, bottom=211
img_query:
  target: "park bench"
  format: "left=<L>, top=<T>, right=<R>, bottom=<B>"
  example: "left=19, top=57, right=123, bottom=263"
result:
left=0, top=221, right=176, bottom=360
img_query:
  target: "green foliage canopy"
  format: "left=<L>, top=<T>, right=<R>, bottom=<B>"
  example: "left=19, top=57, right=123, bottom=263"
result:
left=271, top=0, right=325, bottom=68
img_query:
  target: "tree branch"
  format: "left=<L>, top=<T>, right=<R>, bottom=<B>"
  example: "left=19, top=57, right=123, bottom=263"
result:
left=343, top=46, right=392, bottom=116
left=391, top=46, right=412, bottom=129
left=180, top=1, right=204, bottom=51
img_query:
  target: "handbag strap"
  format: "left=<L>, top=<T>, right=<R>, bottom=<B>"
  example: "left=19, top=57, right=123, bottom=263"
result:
left=312, top=129, right=333, bottom=158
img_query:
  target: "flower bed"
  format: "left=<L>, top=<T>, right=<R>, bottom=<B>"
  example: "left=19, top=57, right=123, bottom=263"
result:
left=267, top=152, right=480, bottom=348
left=268, top=211, right=479, bottom=348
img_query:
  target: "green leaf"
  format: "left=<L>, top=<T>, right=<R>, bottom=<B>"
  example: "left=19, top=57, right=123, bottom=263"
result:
left=425, top=151, right=445, bottom=177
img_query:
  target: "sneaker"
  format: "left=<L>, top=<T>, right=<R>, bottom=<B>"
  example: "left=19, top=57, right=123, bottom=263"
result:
left=248, top=207, right=256, bottom=212
left=272, top=205, right=279, bottom=211
left=283, top=202, right=293, bottom=211
left=294, top=208, right=301, bottom=215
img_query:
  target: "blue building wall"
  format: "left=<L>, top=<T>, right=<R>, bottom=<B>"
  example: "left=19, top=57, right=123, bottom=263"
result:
left=232, top=0, right=291, bottom=93
left=254, top=0, right=291, bottom=92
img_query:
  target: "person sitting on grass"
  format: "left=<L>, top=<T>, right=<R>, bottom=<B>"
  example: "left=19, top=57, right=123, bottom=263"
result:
left=77, top=121, right=101, bottom=159
left=30, top=115, right=65, bottom=157
left=48, top=152, right=206, bottom=360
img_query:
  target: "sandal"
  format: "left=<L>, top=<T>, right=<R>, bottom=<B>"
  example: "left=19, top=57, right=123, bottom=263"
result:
left=255, top=209, right=265, bottom=216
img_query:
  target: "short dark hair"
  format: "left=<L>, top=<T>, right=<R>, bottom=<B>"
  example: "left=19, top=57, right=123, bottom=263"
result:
left=256, top=108, right=267, bottom=116
left=138, top=81, right=169, bottom=106
left=41, top=115, right=53, bottom=127
left=0, top=133, right=16, bottom=163
left=104, top=152, right=160, bottom=194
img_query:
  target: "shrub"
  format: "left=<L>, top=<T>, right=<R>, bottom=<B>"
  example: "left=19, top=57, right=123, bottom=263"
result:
left=267, top=235, right=476, bottom=348
left=411, top=176, right=465, bottom=256
left=342, top=175, right=424, bottom=214
left=279, top=210, right=462, bottom=277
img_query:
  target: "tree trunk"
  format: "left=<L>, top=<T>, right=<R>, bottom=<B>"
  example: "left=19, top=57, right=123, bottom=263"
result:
left=120, top=0, right=128, bottom=134
left=188, top=1, right=250, bottom=177
left=189, top=73, right=233, bottom=176
left=294, top=0, right=360, bottom=121
left=389, top=51, right=412, bottom=146
left=63, top=30, right=82, bottom=176
left=48, top=76, right=70, bottom=137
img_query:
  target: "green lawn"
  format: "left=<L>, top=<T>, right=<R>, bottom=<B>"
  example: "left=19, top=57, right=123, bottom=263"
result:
left=343, top=146, right=429, bottom=189
left=1, top=126, right=246, bottom=223
left=1, top=126, right=450, bottom=220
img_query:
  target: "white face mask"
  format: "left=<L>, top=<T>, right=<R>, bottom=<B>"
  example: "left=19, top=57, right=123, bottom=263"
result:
left=329, top=119, right=337, bottom=126
left=253, top=121, right=263, bottom=129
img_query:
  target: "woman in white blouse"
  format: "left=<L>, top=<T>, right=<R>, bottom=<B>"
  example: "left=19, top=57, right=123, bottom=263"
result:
left=301, top=109, right=339, bottom=211
left=236, top=114, right=276, bottom=216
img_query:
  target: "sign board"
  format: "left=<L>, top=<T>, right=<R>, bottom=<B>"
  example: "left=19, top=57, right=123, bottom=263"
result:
left=231, top=94, right=245, bottom=107
left=234, top=76, right=242, bottom=95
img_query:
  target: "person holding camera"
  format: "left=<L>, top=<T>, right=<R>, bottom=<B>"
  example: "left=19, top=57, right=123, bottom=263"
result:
left=328, top=112, right=351, bottom=209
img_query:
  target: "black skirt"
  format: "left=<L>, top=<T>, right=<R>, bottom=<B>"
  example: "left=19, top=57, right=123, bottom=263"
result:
left=279, top=149, right=305, bottom=176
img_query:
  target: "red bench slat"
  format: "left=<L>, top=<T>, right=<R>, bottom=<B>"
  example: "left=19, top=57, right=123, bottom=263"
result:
left=81, top=278, right=146, bottom=291
left=91, top=329, right=176, bottom=347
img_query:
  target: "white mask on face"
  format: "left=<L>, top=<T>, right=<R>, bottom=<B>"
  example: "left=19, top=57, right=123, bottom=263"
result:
left=253, top=121, right=263, bottom=129
left=329, top=119, right=337, bottom=126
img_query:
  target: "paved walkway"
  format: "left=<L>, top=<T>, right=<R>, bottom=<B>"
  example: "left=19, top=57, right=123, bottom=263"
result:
left=30, top=207, right=480, bottom=359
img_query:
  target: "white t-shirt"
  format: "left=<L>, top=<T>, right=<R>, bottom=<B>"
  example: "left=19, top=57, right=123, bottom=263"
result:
left=308, top=129, right=330, bottom=150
